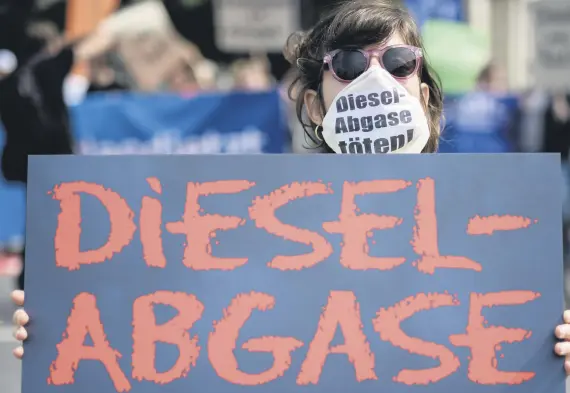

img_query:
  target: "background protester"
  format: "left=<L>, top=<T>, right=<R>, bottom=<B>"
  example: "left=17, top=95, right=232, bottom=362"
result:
left=0, top=17, right=117, bottom=290
left=231, top=56, right=274, bottom=92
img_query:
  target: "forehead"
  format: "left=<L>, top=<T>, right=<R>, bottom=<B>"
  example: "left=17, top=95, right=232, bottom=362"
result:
left=363, top=32, right=406, bottom=50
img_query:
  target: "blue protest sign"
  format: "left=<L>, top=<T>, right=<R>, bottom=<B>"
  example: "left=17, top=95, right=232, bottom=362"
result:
left=71, top=90, right=286, bottom=154
left=23, top=154, right=564, bottom=393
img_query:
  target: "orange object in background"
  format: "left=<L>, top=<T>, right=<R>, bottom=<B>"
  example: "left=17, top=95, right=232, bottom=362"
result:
left=65, top=0, right=120, bottom=76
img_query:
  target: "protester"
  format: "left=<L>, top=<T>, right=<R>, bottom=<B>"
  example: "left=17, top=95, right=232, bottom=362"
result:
left=442, top=62, right=520, bottom=153
left=284, top=0, right=441, bottom=154
left=519, top=88, right=548, bottom=153
left=0, top=22, right=116, bottom=290
left=164, top=56, right=219, bottom=94
left=474, top=62, right=508, bottom=94
left=543, top=93, right=570, bottom=217
left=542, top=92, right=570, bottom=302
left=86, top=54, right=129, bottom=94
left=232, top=55, right=274, bottom=92
left=8, top=0, right=570, bottom=374
left=165, top=59, right=201, bottom=94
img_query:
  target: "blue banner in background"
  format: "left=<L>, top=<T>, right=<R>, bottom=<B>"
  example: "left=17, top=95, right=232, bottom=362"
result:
left=404, top=0, right=464, bottom=27
left=0, top=90, right=286, bottom=245
left=73, top=90, right=285, bottom=155
left=440, top=93, right=521, bottom=153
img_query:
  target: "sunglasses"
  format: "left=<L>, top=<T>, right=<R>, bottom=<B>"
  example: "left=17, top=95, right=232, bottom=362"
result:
left=323, top=45, right=423, bottom=82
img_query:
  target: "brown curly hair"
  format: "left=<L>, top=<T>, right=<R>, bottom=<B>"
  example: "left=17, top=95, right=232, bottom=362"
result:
left=283, top=0, right=443, bottom=153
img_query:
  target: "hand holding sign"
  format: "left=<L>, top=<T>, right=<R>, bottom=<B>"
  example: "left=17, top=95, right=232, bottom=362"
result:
left=11, top=290, right=27, bottom=359
left=555, top=310, right=570, bottom=373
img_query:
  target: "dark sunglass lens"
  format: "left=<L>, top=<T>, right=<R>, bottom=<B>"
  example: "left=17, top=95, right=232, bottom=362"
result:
left=331, top=50, right=368, bottom=81
left=383, top=47, right=417, bottom=78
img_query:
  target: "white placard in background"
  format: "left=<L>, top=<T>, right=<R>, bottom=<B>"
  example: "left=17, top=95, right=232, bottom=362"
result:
left=213, top=0, right=300, bottom=53
left=530, top=0, right=570, bottom=90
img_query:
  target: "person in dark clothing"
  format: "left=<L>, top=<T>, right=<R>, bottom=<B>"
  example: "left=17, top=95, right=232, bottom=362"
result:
left=0, top=35, right=74, bottom=290
left=542, top=94, right=570, bottom=228
left=542, top=93, right=570, bottom=288
left=0, top=22, right=116, bottom=290
left=0, top=0, right=36, bottom=64
left=542, top=94, right=570, bottom=161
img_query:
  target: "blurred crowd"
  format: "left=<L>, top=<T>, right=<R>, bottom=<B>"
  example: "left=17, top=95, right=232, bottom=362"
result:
left=0, top=1, right=277, bottom=102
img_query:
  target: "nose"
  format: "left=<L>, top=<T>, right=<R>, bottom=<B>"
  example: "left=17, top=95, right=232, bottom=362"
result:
left=369, top=56, right=382, bottom=67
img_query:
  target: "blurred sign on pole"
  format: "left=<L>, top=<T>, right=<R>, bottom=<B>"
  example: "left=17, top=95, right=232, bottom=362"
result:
left=530, top=0, right=570, bottom=89
left=213, top=0, right=300, bottom=53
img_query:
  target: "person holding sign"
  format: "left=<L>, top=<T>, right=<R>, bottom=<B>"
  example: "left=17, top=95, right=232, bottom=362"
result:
left=10, top=0, right=570, bottom=374
left=283, top=0, right=441, bottom=155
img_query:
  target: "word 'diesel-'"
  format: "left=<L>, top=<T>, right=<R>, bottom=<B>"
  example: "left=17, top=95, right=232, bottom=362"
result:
left=50, top=177, right=534, bottom=274
left=45, top=177, right=539, bottom=392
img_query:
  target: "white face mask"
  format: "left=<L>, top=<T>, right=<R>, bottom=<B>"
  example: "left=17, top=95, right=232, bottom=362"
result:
left=321, top=66, right=430, bottom=154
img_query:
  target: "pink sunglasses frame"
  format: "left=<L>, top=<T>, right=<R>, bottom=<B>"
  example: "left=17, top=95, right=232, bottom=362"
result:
left=323, top=44, right=423, bottom=83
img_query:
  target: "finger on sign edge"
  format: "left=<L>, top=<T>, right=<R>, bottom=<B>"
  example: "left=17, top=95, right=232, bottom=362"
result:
left=13, top=346, right=23, bottom=359
left=15, top=327, right=27, bottom=341
left=12, top=309, right=29, bottom=326
left=10, top=290, right=24, bottom=307
left=555, top=342, right=570, bottom=355
left=555, top=324, right=570, bottom=339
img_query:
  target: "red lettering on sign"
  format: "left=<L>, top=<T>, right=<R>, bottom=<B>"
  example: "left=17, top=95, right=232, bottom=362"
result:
left=323, top=180, right=411, bottom=270
left=449, top=291, right=540, bottom=384
left=249, top=182, right=333, bottom=270
left=208, top=292, right=303, bottom=385
left=132, top=291, right=204, bottom=384
left=51, top=181, right=136, bottom=271
left=412, top=178, right=482, bottom=274
left=47, top=288, right=542, bottom=389
left=297, top=291, right=377, bottom=385
left=373, top=292, right=460, bottom=385
left=166, top=180, right=255, bottom=270
left=140, top=178, right=166, bottom=268
left=48, top=293, right=130, bottom=392
left=45, top=175, right=544, bottom=390
left=467, top=215, right=537, bottom=235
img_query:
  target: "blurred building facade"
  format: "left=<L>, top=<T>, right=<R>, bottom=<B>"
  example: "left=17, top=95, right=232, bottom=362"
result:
left=467, top=0, right=544, bottom=91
